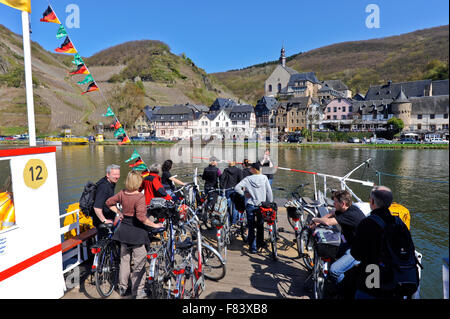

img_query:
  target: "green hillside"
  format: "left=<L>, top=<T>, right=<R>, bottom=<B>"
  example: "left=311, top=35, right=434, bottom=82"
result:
left=211, top=25, right=449, bottom=104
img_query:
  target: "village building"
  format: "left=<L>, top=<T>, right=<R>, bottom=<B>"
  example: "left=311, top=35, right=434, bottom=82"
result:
left=152, top=105, right=195, bottom=140
left=321, top=98, right=355, bottom=130
left=255, top=96, right=278, bottom=128
left=264, top=47, right=321, bottom=98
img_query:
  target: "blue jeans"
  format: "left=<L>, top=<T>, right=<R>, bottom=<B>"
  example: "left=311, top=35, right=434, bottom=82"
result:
left=225, top=189, right=238, bottom=225
left=246, top=204, right=264, bottom=252
left=329, top=248, right=360, bottom=284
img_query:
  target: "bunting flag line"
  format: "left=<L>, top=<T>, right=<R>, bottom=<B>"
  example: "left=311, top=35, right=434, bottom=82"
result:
left=39, top=5, right=60, bottom=23
left=125, top=149, right=141, bottom=163
left=131, top=164, right=148, bottom=171
left=77, top=74, right=94, bottom=85
left=118, top=136, right=131, bottom=145
left=39, top=3, right=134, bottom=149
left=56, top=24, right=67, bottom=39
left=0, top=0, right=31, bottom=12
left=141, top=170, right=150, bottom=178
left=113, top=120, right=122, bottom=130
left=81, top=82, right=99, bottom=95
left=129, top=159, right=144, bottom=168
left=72, top=53, right=84, bottom=66
left=69, top=64, right=89, bottom=75
left=113, top=127, right=126, bottom=138
left=102, top=107, right=115, bottom=117
left=55, top=36, right=77, bottom=54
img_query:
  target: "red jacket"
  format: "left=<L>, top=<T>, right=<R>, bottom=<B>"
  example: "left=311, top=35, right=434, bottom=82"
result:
left=139, top=172, right=172, bottom=205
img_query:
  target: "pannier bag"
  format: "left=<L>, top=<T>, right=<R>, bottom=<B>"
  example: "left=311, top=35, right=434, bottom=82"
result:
left=285, top=200, right=302, bottom=219
left=313, top=226, right=341, bottom=259
left=259, top=201, right=277, bottom=223
left=211, top=195, right=227, bottom=223
left=147, top=198, right=170, bottom=220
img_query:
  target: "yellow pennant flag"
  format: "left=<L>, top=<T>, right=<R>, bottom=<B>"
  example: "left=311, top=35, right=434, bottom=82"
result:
left=0, top=0, right=31, bottom=12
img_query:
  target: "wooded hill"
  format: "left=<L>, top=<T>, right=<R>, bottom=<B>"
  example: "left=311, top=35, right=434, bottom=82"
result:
left=0, top=25, right=237, bottom=135
left=211, top=25, right=449, bottom=104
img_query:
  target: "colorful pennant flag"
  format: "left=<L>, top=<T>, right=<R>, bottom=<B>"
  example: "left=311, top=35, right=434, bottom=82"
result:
left=1, top=0, right=31, bottom=12
left=55, top=37, right=77, bottom=54
left=69, top=64, right=89, bottom=75
left=77, top=74, right=94, bottom=85
left=131, top=164, right=148, bottom=171
left=39, top=5, right=60, bottom=23
left=102, top=107, right=115, bottom=117
left=118, top=136, right=131, bottom=145
left=129, top=159, right=144, bottom=168
left=114, top=127, right=126, bottom=138
left=113, top=120, right=122, bottom=130
left=81, top=82, right=99, bottom=95
left=141, top=170, right=150, bottom=178
left=125, top=149, right=141, bottom=163
left=72, top=53, right=84, bottom=66
left=56, top=24, right=67, bottom=39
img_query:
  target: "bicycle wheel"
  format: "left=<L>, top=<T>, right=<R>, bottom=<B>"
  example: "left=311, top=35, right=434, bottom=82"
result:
left=313, top=249, right=326, bottom=299
left=95, top=241, right=119, bottom=298
left=195, top=244, right=226, bottom=281
left=299, top=226, right=315, bottom=271
left=148, top=251, right=169, bottom=299
left=270, top=222, right=278, bottom=261
left=201, top=205, right=213, bottom=230
left=216, top=226, right=227, bottom=263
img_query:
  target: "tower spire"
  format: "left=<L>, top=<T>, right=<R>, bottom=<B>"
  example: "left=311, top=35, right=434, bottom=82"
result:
left=280, top=45, right=286, bottom=67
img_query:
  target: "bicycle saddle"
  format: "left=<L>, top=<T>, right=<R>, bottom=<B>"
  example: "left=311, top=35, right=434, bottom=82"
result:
left=302, top=197, right=322, bottom=207
left=97, top=223, right=114, bottom=230
left=148, top=226, right=165, bottom=234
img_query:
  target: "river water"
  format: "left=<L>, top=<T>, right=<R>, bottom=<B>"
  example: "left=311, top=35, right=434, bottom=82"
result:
left=42, top=144, right=450, bottom=298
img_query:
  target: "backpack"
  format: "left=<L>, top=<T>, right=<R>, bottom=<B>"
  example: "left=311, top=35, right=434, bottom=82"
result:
left=369, top=214, right=421, bottom=297
left=79, top=180, right=98, bottom=217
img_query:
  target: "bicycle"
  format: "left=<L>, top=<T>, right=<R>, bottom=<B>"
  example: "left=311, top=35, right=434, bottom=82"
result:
left=90, top=222, right=120, bottom=298
left=259, top=202, right=279, bottom=261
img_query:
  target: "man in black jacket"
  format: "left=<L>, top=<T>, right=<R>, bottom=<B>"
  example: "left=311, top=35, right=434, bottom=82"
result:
left=220, top=161, right=243, bottom=225
left=351, top=185, right=396, bottom=299
left=201, top=156, right=222, bottom=191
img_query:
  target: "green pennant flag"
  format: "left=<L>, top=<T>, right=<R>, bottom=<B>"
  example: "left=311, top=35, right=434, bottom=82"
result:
left=131, top=164, right=148, bottom=171
left=56, top=24, right=67, bottom=39
left=77, top=74, right=94, bottom=85
left=114, top=127, right=126, bottom=138
left=125, top=149, right=141, bottom=163
left=72, top=53, right=84, bottom=66
left=102, top=106, right=115, bottom=117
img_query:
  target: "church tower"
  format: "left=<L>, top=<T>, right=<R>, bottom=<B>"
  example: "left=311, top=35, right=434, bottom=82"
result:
left=279, top=46, right=286, bottom=67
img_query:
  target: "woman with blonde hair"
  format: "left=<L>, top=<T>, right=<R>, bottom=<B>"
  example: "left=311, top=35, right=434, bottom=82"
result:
left=106, top=171, right=163, bottom=298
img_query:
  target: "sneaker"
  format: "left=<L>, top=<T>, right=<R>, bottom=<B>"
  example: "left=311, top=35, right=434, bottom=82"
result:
left=118, top=286, right=129, bottom=297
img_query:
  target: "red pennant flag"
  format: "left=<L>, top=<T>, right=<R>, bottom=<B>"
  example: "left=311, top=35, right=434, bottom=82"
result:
left=55, top=37, right=77, bottom=54
left=40, top=6, right=61, bottom=24
left=81, top=82, right=99, bottom=95
left=129, top=159, right=144, bottom=168
left=118, top=136, right=131, bottom=145
left=114, top=120, right=122, bottom=130
left=69, top=64, right=89, bottom=75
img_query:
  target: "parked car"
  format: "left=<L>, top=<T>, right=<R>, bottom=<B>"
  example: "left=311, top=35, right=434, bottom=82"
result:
left=372, top=138, right=392, bottom=144
left=347, top=137, right=360, bottom=143
left=399, top=138, right=420, bottom=144
left=130, top=136, right=146, bottom=141
left=429, top=138, right=449, bottom=144
left=286, top=135, right=303, bottom=143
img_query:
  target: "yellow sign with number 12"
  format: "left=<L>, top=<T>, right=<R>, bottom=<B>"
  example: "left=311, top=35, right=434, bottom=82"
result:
left=23, top=159, right=48, bottom=189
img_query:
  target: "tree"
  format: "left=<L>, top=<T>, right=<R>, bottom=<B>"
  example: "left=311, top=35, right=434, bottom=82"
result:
left=387, top=117, right=404, bottom=138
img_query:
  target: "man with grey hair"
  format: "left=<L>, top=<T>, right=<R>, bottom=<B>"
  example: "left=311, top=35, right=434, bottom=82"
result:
left=93, top=164, right=121, bottom=235
left=351, top=185, right=397, bottom=299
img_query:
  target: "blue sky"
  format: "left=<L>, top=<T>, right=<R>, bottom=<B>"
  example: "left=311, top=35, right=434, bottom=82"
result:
left=0, top=0, right=448, bottom=73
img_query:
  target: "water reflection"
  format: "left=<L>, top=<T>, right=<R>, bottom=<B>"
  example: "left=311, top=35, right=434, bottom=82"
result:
left=51, top=144, right=448, bottom=299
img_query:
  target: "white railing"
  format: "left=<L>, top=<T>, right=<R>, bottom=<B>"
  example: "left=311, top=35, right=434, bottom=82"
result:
left=59, top=208, right=88, bottom=291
